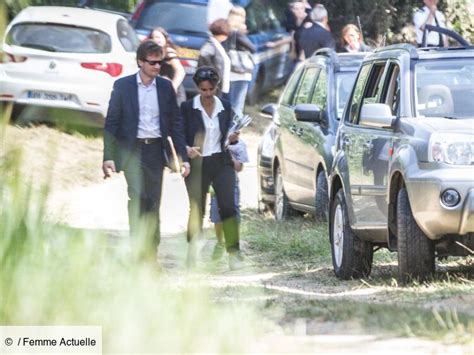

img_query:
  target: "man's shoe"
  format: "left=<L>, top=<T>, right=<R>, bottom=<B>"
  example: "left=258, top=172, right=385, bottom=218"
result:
left=186, top=242, right=198, bottom=269
left=212, top=242, right=226, bottom=261
left=228, top=251, right=245, bottom=271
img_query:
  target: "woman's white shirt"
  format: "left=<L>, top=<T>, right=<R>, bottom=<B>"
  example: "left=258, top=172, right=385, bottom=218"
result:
left=193, top=95, right=224, bottom=156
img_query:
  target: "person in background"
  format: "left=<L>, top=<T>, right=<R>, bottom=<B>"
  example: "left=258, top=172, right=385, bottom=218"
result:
left=339, top=24, right=371, bottom=53
left=267, top=0, right=310, bottom=70
left=297, top=4, right=335, bottom=60
left=102, top=40, right=190, bottom=267
left=149, top=27, right=187, bottom=105
left=413, top=0, right=448, bottom=47
left=207, top=0, right=233, bottom=25
left=181, top=66, right=244, bottom=271
left=198, top=19, right=231, bottom=99
left=223, top=6, right=256, bottom=117
left=209, top=138, right=249, bottom=261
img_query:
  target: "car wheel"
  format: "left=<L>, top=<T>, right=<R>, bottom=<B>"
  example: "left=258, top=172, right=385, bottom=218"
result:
left=396, top=187, right=435, bottom=283
left=315, top=170, right=328, bottom=222
left=274, top=166, right=296, bottom=221
left=330, top=188, right=373, bottom=279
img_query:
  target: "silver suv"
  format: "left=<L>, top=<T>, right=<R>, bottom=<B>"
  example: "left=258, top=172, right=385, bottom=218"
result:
left=329, top=40, right=474, bottom=282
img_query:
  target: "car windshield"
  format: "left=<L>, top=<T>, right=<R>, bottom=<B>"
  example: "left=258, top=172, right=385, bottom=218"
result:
left=136, top=2, right=208, bottom=36
left=6, top=23, right=112, bottom=53
left=415, top=59, right=474, bottom=119
left=335, top=71, right=357, bottom=119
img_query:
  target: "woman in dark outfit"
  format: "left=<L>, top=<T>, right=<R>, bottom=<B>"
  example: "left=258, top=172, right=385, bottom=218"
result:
left=181, top=66, right=243, bottom=270
left=149, top=27, right=187, bottom=104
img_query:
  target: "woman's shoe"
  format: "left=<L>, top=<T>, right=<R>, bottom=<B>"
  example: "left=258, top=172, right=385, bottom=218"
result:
left=228, top=251, right=245, bottom=271
left=212, top=242, right=226, bottom=261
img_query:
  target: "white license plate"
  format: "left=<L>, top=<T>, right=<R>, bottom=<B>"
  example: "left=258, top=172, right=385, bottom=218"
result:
left=27, top=91, right=73, bottom=101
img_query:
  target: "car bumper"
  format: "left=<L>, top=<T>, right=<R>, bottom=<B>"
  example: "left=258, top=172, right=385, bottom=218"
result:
left=406, top=165, right=474, bottom=239
left=0, top=74, right=111, bottom=118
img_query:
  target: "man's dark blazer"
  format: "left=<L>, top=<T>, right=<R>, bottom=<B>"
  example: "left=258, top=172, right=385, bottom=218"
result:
left=103, top=73, right=188, bottom=172
left=180, top=98, right=234, bottom=164
left=298, top=22, right=335, bottom=58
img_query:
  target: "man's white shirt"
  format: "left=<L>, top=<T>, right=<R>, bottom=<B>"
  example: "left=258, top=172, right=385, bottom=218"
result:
left=136, top=73, right=161, bottom=139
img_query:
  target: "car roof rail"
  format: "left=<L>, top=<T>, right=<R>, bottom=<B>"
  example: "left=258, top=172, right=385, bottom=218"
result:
left=312, top=48, right=339, bottom=69
left=375, top=43, right=419, bottom=59
left=421, top=25, right=472, bottom=48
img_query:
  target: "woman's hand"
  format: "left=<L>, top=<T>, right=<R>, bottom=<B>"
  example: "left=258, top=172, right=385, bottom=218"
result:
left=187, top=146, right=201, bottom=159
left=228, top=131, right=240, bottom=144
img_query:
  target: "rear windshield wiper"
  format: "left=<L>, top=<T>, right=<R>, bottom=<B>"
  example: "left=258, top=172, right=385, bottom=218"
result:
left=18, top=42, right=58, bottom=52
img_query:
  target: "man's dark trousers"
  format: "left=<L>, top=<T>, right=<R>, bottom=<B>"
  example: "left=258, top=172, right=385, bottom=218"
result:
left=123, top=139, right=165, bottom=260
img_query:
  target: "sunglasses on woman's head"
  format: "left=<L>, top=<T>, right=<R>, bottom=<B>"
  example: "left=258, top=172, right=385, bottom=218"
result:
left=194, top=69, right=219, bottom=81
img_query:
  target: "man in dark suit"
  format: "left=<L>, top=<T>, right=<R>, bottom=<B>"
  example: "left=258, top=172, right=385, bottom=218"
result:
left=102, top=40, right=190, bottom=264
left=298, top=4, right=335, bottom=60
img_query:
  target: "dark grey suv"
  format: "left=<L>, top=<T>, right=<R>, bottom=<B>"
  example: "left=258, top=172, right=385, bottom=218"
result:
left=257, top=50, right=366, bottom=220
left=329, top=40, right=474, bottom=282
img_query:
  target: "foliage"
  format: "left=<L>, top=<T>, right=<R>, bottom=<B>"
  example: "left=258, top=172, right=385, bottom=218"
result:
left=274, top=0, right=472, bottom=46
left=445, top=0, right=474, bottom=43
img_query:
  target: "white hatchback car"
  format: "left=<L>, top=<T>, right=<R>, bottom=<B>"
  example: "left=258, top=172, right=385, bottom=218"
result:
left=0, top=6, right=140, bottom=123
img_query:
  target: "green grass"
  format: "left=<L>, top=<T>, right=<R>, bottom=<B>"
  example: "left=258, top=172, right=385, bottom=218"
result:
left=273, top=297, right=474, bottom=343
left=242, top=210, right=331, bottom=270
left=0, top=141, right=266, bottom=353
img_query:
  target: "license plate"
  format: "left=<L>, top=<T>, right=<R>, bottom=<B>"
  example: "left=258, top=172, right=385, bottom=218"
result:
left=176, top=47, right=200, bottom=59
left=27, top=91, right=73, bottom=101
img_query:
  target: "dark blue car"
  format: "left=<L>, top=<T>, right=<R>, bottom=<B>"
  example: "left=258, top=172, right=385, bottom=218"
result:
left=130, top=0, right=293, bottom=102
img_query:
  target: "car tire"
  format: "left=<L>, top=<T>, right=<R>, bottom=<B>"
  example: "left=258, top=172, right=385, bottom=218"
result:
left=396, top=187, right=435, bottom=283
left=274, top=166, right=296, bottom=221
left=315, top=170, right=328, bottom=222
left=330, top=188, right=373, bottom=279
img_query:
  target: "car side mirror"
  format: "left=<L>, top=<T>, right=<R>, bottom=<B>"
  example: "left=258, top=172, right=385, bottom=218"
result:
left=359, top=103, right=395, bottom=129
left=294, top=104, right=321, bottom=123
left=260, top=103, right=277, bottom=119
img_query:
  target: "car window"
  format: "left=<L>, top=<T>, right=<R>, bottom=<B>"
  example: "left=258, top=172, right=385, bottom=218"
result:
left=280, top=67, right=304, bottom=106
left=335, top=72, right=357, bottom=119
left=362, top=62, right=386, bottom=106
left=415, top=59, right=474, bottom=119
left=136, top=2, right=208, bottom=35
left=293, top=67, right=319, bottom=105
left=346, top=64, right=371, bottom=124
left=5, top=23, right=111, bottom=53
left=380, top=63, right=400, bottom=115
left=117, top=19, right=139, bottom=52
left=310, top=69, right=327, bottom=109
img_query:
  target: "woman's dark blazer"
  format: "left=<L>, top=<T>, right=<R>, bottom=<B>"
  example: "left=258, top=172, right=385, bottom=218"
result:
left=180, top=98, right=234, bottom=164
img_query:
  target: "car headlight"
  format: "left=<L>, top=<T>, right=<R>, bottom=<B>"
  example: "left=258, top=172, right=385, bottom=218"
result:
left=428, top=133, right=474, bottom=165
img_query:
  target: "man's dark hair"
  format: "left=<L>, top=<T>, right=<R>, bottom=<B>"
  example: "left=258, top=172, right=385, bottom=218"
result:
left=209, top=19, right=230, bottom=37
left=136, top=40, right=164, bottom=64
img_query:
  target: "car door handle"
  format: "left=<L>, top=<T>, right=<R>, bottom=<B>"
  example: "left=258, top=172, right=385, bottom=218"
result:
left=341, top=136, right=351, bottom=148
left=363, top=141, right=373, bottom=151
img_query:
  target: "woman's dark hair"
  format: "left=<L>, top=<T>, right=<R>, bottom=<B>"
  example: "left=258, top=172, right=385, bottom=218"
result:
left=209, top=19, right=230, bottom=37
left=149, top=26, right=178, bottom=51
left=193, top=66, right=220, bottom=86
left=136, top=40, right=164, bottom=63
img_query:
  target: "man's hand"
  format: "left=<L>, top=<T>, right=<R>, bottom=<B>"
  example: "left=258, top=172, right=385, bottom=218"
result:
left=102, top=160, right=116, bottom=179
left=228, top=131, right=240, bottom=144
left=187, top=146, right=201, bottom=159
left=182, top=162, right=191, bottom=178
